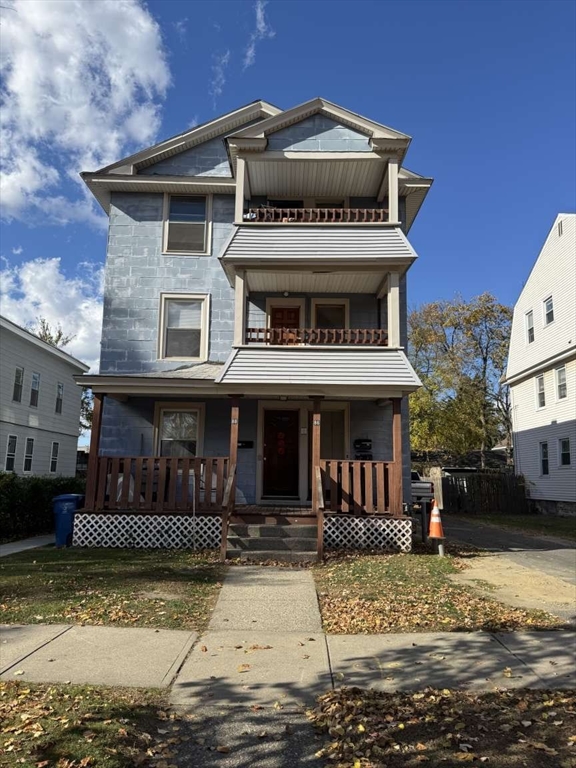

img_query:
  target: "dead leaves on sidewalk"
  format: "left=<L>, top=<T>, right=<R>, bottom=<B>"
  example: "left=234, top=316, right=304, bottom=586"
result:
left=308, top=687, right=576, bottom=767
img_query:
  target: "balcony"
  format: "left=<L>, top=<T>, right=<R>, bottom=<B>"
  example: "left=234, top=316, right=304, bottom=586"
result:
left=245, top=327, right=388, bottom=346
left=243, top=207, right=388, bottom=224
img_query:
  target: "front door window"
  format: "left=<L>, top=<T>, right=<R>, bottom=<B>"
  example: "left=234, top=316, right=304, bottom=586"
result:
left=263, top=410, right=299, bottom=497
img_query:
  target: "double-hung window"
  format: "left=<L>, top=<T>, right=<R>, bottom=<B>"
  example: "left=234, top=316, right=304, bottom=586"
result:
left=12, top=367, right=24, bottom=402
left=158, top=407, right=202, bottom=458
left=556, top=366, right=567, bottom=400
left=544, top=296, right=554, bottom=325
left=540, top=441, right=549, bottom=476
left=536, top=374, right=545, bottom=408
left=165, top=195, right=208, bottom=254
left=525, top=310, right=534, bottom=343
left=50, top=442, right=59, bottom=473
left=312, top=300, right=349, bottom=330
left=55, top=382, right=64, bottom=414
left=5, top=435, right=17, bottom=472
left=559, top=438, right=571, bottom=467
left=160, top=294, right=209, bottom=360
left=30, top=372, right=40, bottom=407
left=23, top=438, right=34, bottom=473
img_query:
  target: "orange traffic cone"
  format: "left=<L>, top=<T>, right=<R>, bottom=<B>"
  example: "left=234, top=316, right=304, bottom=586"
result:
left=428, top=500, right=444, bottom=539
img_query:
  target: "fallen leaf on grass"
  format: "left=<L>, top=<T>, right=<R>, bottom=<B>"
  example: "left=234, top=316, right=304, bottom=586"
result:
left=216, top=745, right=230, bottom=753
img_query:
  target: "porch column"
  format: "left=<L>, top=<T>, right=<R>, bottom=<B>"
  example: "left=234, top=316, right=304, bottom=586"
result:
left=390, top=397, right=403, bottom=517
left=387, top=272, right=401, bottom=347
left=229, top=396, right=240, bottom=503
left=387, top=156, right=399, bottom=223
left=235, top=157, right=246, bottom=223
left=233, top=270, right=246, bottom=346
left=311, top=398, right=323, bottom=560
left=84, top=393, right=103, bottom=511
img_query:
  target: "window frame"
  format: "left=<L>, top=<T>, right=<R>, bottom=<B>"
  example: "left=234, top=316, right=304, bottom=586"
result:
left=50, top=441, right=60, bottom=473
left=55, top=382, right=64, bottom=414
left=556, top=365, right=567, bottom=400
left=535, top=374, right=546, bottom=410
left=5, top=434, right=17, bottom=472
left=12, top=367, right=24, bottom=403
left=543, top=295, right=554, bottom=326
left=158, top=293, right=210, bottom=362
left=162, top=193, right=212, bottom=257
left=558, top=437, right=571, bottom=468
left=153, top=402, right=205, bottom=457
left=23, top=437, right=34, bottom=473
left=525, top=309, right=534, bottom=344
left=30, top=372, right=40, bottom=408
left=311, top=298, right=351, bottom=330
left=539, top=441, right=549, bottom=476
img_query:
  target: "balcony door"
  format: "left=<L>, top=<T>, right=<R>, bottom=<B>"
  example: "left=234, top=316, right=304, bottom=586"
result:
left=267, top=297, right=305, bottom=345
left=270, top=306, right=300, bottom=330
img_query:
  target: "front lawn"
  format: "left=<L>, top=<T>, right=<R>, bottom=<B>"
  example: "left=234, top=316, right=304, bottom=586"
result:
left=309, top=687, right=576, bottom=767
left=313, top=552, right=563, bottom=633
left=454, top=513, right=576, bottom=541
left=0, top=547, right=224, bottom=630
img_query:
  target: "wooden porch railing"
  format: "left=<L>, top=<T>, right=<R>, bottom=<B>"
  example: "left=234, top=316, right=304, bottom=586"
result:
left=319, top=459, right=396, bottom=515
left=245, top=328, right=388, bottom=346
left=246, top=207, right=388, bottom=223
left=84, top=456, right=231, bottom=513
left=220, top=463, right=237, bottom=562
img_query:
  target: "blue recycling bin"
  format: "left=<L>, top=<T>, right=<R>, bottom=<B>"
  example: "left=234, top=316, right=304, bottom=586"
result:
left=53, top=494, right=84, bottom=547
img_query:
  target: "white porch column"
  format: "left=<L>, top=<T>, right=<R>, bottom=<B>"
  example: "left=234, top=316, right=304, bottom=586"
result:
left=387, top=157, right=399, bottom=223
left=233, top=270, right=246, bottom=346
left=235, top=157, right=246, bottom=223
left=387, top=272, right=400, bottom=347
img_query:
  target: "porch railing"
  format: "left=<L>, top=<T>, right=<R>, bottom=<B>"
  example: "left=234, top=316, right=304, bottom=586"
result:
left=319, top=459, right=393, bottom=514
left=84, top=456, right=231, bottom=513
left=245, top=207, right=388, bottom=223
left=245, top=327, right=388, bottom=346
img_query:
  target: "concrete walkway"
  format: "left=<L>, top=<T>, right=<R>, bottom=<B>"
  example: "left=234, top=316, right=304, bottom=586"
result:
left=0, top=535, right=54, bottom=558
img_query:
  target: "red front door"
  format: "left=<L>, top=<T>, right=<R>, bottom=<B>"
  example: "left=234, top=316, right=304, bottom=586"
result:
left=263, top=410, right=300, bottom=497
left=270, top=306, right=300, bottom=345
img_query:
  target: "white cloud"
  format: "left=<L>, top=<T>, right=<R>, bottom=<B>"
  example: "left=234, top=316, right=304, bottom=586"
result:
left=243, top=0, right=275, bottom=70
left=209, top=50, right=231, bottom=108
left=173, top=18, right=188, bottom=42
left=0, top=257, right=104, bottom=371
left=0, top=0, right=171, bottom=226
left=11, top=246, right=23, bottom=255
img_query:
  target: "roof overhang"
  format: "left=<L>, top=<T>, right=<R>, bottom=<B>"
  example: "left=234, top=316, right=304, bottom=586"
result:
left=1, top=316, right=89, bottom=372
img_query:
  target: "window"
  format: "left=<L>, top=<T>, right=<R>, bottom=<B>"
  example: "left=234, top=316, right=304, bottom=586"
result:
left=160, top=294, right=209, bottom=360
left=165, top=195, right=208, bottom=253
left=556, top=366, right=567, bottom=400
left=536, top=374, right=546, bottom=408
left=55, top=382, right=64, bottom=414
left=312, top=300, right=349, bottom=329
left=12, top=367, right=24, bottom=402
left=50, top=442, right=59, bottom=473
left=5, top=435, right=17, bottom=472
left=544, top=296, right=554, bottom=325
left=559, top=438, right=571, bottom=467
left=158, top=409, right=201, bottom=457
left=558, top=220, right=563, bottom=236
left=30, top=372, right=40, bottom=407
left=540, top=441, right=549, bottom=476
left=525, top=310, right=534, bottom=343
left=23, top=438, right=34, bottom=473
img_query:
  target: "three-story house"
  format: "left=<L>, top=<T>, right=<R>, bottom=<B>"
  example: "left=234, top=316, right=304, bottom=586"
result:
left=76, top=98, right=433, bottom=559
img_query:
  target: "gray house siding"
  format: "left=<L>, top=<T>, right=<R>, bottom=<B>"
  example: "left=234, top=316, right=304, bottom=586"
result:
left=138, top=136, right=232, bottom=178
left=267, top=116, right=371, bottom=152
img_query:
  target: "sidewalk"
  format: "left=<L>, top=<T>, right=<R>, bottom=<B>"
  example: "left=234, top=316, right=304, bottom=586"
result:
left=0, top=535, right=54, bottom=558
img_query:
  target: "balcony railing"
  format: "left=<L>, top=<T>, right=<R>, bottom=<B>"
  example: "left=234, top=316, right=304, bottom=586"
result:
left=245, top=327, right=388, bottom=346
left=243, top=207, right=388, bottom=223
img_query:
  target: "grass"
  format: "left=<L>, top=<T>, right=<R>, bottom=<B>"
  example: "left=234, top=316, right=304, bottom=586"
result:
left=454, top=513, right=576, bottom=541
left=0, top=681, right=173, bottom=768
left=309, top=687, right=576, bottom=767
left=0, top=547, right=224, bottom=630
left=313, top=550, right=563, bottom=633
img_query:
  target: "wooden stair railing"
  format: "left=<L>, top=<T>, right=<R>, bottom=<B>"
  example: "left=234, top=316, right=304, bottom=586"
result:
left=315, top=465, right=325, bottom=560
left=220, top=463, right=237, bottom=562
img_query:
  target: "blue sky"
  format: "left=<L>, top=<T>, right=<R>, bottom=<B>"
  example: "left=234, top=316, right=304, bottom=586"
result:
left=1, top=0, right=575, bottom=369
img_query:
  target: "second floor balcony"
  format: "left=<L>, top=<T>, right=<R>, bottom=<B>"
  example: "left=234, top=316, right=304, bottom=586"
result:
left=243, top=206, right=389, bottom=224
left=245, top=326, right=388, bottom=346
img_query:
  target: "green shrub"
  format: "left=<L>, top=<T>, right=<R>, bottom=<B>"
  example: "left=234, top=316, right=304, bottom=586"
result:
left=0, top=473, right=86, bottom=541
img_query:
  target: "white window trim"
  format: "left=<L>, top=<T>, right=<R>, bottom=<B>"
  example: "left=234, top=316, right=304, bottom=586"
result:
left=542, top=295, right=554, bottom=326
left=5, top=434, right=17, bottom=472
left=158, top=293, right=210, bottom=362
left=162, top=193, right=213, bottom=257
left=311, top=298, right=350, bottom=329
left=525, top=309, right=534, bottom=344
left=539, top=440, right=549, bottom=477
left=535, top=374, right=546, bottom=410
left=555, top=365, right=567, bottom=401
left=50, top=441, right=60, bottom=473
left=23, top=437, right=34, bottom=474
left=265, top=297, right=306, bottom=328
left=558, top=437, right=571, bottom=468
left=153, top=402, right=205, bottom=456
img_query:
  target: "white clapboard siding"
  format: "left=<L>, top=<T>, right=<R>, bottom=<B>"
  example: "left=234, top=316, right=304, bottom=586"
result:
left=217, top=347, right=421, bottom=387
left=506, top=214, right=576, bottom=381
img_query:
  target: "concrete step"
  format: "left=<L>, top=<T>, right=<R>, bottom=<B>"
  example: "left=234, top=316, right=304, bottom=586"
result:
left=229, top=524, right=317, bottom=539
left=226, top=549, right=318, bottom=563
left=227, top=536, right=317, bottom=552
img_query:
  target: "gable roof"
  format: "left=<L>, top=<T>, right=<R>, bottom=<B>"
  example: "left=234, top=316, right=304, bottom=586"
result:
left=0, top=315, right=90, bottom=372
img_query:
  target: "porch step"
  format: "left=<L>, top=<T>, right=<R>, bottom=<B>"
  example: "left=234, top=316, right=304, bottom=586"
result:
left=229, top=524, right=317, bottom=539
left=226, top=549, right=317, bottom=564
left=227, top=536, right=316, bottom=552
left=225, top=523, right=318, bottom=563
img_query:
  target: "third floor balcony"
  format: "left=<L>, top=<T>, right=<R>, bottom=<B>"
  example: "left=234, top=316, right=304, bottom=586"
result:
left=243, top=205, right=389, bottom=224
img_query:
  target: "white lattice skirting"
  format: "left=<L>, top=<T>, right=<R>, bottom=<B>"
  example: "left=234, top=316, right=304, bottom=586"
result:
left=73, top=514, right=221, bottom=550
left=324, top=515, right=413, bottom=552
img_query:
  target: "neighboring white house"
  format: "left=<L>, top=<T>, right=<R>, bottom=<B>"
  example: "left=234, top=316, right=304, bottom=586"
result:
left=504, top=213, right=576, bottom=515
left=0, top=316, right=90, bottom=477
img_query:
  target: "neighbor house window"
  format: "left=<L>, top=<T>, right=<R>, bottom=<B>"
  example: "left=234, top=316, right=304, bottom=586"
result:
left=558, top=220, right=563, bottom=236
left=23, top=438, right=34, bottom=473
left=544, top=296, right=554, bottom=325
left=160, top=294, right=209, bottom=360
left=12, top=367, right=24, bottom=402
left=559, top=438, right=571, bottom=467
left=540, top=441, right=549, bottom=476
left=5, top=435, right=17, bottom=472
left=55, top=382, right=64, bottom=414
left=313, top=300, right=349, bottom=330
left=158, top=408, right=202, bottom=457
left=165, top=195, right=208, bottom=254
left=556, top=366, right=567, bottom=399
left=536, top=374, right=545, bottom=408
left=50, top=442, right=60, bottom=473
left=30, top=373, right=40, bottom=407
left=525, top=310, right=534, bottom=343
